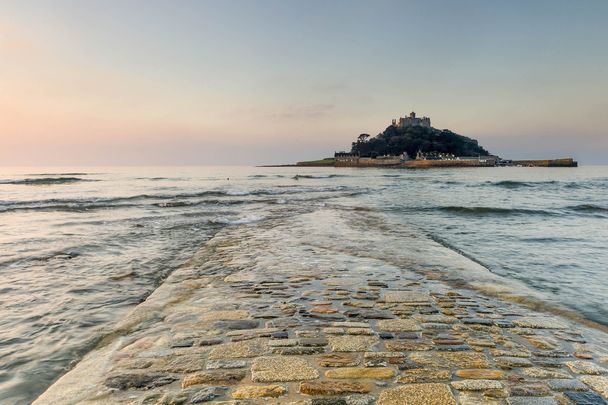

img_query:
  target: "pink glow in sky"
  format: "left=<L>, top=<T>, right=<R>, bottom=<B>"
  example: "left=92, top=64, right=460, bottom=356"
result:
left=2, top=1, right=607, bottom=165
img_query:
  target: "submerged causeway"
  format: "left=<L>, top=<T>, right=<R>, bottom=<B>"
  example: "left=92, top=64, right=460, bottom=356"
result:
left=34, top=209, right=608, bottom=405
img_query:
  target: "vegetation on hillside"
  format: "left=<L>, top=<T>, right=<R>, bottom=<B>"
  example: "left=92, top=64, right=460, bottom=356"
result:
left=351, top=125, right=490, bottom=158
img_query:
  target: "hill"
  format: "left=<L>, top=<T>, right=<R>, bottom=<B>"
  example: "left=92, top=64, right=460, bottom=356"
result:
left=351, top=125, right=490, bottom=158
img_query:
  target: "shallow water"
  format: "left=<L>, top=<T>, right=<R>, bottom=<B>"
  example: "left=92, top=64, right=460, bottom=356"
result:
left=0, top=165, right=606, bottom=404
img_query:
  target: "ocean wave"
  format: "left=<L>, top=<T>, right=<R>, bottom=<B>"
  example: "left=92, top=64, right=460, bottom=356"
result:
left=0, top=177, right=93, bottom=186
left=0, top=197, right=249, bottom=213
left=0, top=201, right=141, bottom=213
left=157, top=198, right=253, bottom=208
left=436, top=206, right=556, bottom=216
left=28, top=172, right=91, bottom=176
left=489, top=180, right=534, bottom=188
left=135, top=177, right=171, bottom=181
left=521, top=236, right=585, bottom=243
left=248, top=174, right=287, bottom=178
left=482, top=179, right=601, bottom=190
left=293, top=174, right=347, bottom=179
left=156, top=201, right=194, bottom=208
left=0, top=249, right=83, bottom=268
left=0, top=186, right=351, bottom=213
left=430, top=203, right=608, bottom=217
left=485, top=180, right=561, bottom=188
left=567, top=204, right=608, bottom=213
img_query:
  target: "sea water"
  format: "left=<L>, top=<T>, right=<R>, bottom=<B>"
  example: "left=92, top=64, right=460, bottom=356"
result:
left=0, top=165, right=606, bottom=404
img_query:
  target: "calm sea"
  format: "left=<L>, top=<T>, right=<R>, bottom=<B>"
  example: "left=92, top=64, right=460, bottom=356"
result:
left=1, top=165, right=606, bottom=404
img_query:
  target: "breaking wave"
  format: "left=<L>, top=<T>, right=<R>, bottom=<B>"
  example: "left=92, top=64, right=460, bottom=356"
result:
left=0, top=186, right=351, bottom=213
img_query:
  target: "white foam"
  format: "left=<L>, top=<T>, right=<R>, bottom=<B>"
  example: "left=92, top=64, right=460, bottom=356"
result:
left=226, top=190, right=250, bottom=196
left=211, top=214, right=264, bottom=225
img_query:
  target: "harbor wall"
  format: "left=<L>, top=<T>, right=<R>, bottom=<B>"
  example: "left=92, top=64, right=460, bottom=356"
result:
left=335, top=157, right=401, bottom=167
left=402, top=159, right=493, bottom=168
left=512, top=158, right=578, bottom=167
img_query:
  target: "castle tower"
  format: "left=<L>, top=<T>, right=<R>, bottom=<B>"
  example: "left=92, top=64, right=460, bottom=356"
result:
left=410, top=111, right=416, bottom=119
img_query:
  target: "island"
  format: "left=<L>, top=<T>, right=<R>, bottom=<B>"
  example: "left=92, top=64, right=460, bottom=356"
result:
left=296, top=112, right=577, bottom=168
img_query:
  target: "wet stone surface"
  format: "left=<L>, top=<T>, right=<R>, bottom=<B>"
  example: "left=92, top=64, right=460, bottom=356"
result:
left=33, top=212, right=608, bottom=404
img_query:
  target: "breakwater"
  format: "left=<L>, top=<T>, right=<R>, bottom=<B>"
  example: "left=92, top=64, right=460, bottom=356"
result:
left=511, top=158, right=578, bottom=167
left=402, top=159, right=494, bottom=168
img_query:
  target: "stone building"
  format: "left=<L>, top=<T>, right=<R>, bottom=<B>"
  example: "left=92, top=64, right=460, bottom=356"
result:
left=391, top=111, right=431, bottom=128
left=334, top=152, right=359, bottom=165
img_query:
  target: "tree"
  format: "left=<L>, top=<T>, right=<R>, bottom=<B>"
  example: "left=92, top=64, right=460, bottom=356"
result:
left=357, top=133, right=370, bottom=143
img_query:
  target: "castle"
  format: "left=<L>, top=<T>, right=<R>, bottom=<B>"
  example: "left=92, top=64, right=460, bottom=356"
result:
left=391, top=111, right=431, bottom=128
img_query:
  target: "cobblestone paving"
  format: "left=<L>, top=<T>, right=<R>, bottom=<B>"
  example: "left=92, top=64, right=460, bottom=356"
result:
left=34, top=211, right=608, bottom=405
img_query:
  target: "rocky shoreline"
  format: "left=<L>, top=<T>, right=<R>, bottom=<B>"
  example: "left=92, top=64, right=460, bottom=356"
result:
left=34, top=210, right=608, bottom=405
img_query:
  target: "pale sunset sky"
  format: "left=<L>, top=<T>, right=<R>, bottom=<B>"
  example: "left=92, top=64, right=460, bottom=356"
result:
left=1, top=0, right=607, bottom=165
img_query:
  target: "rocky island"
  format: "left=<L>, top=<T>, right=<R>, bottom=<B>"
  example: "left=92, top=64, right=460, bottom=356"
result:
left=296, top=112, right=577, bottom=168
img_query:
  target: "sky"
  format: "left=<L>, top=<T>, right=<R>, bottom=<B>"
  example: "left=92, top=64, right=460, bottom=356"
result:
left=1, top=0, right=607, bottom=165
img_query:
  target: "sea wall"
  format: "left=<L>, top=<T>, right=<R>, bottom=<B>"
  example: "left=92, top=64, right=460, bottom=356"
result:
left=512, top=158, right=578, bottom=167
left=402, top=159, right=492, bottom=168
left=335, top=158, right=401, bottom=167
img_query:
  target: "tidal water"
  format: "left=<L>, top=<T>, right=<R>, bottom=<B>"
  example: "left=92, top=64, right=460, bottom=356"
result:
left=0, top=165, right=606, bottom=404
